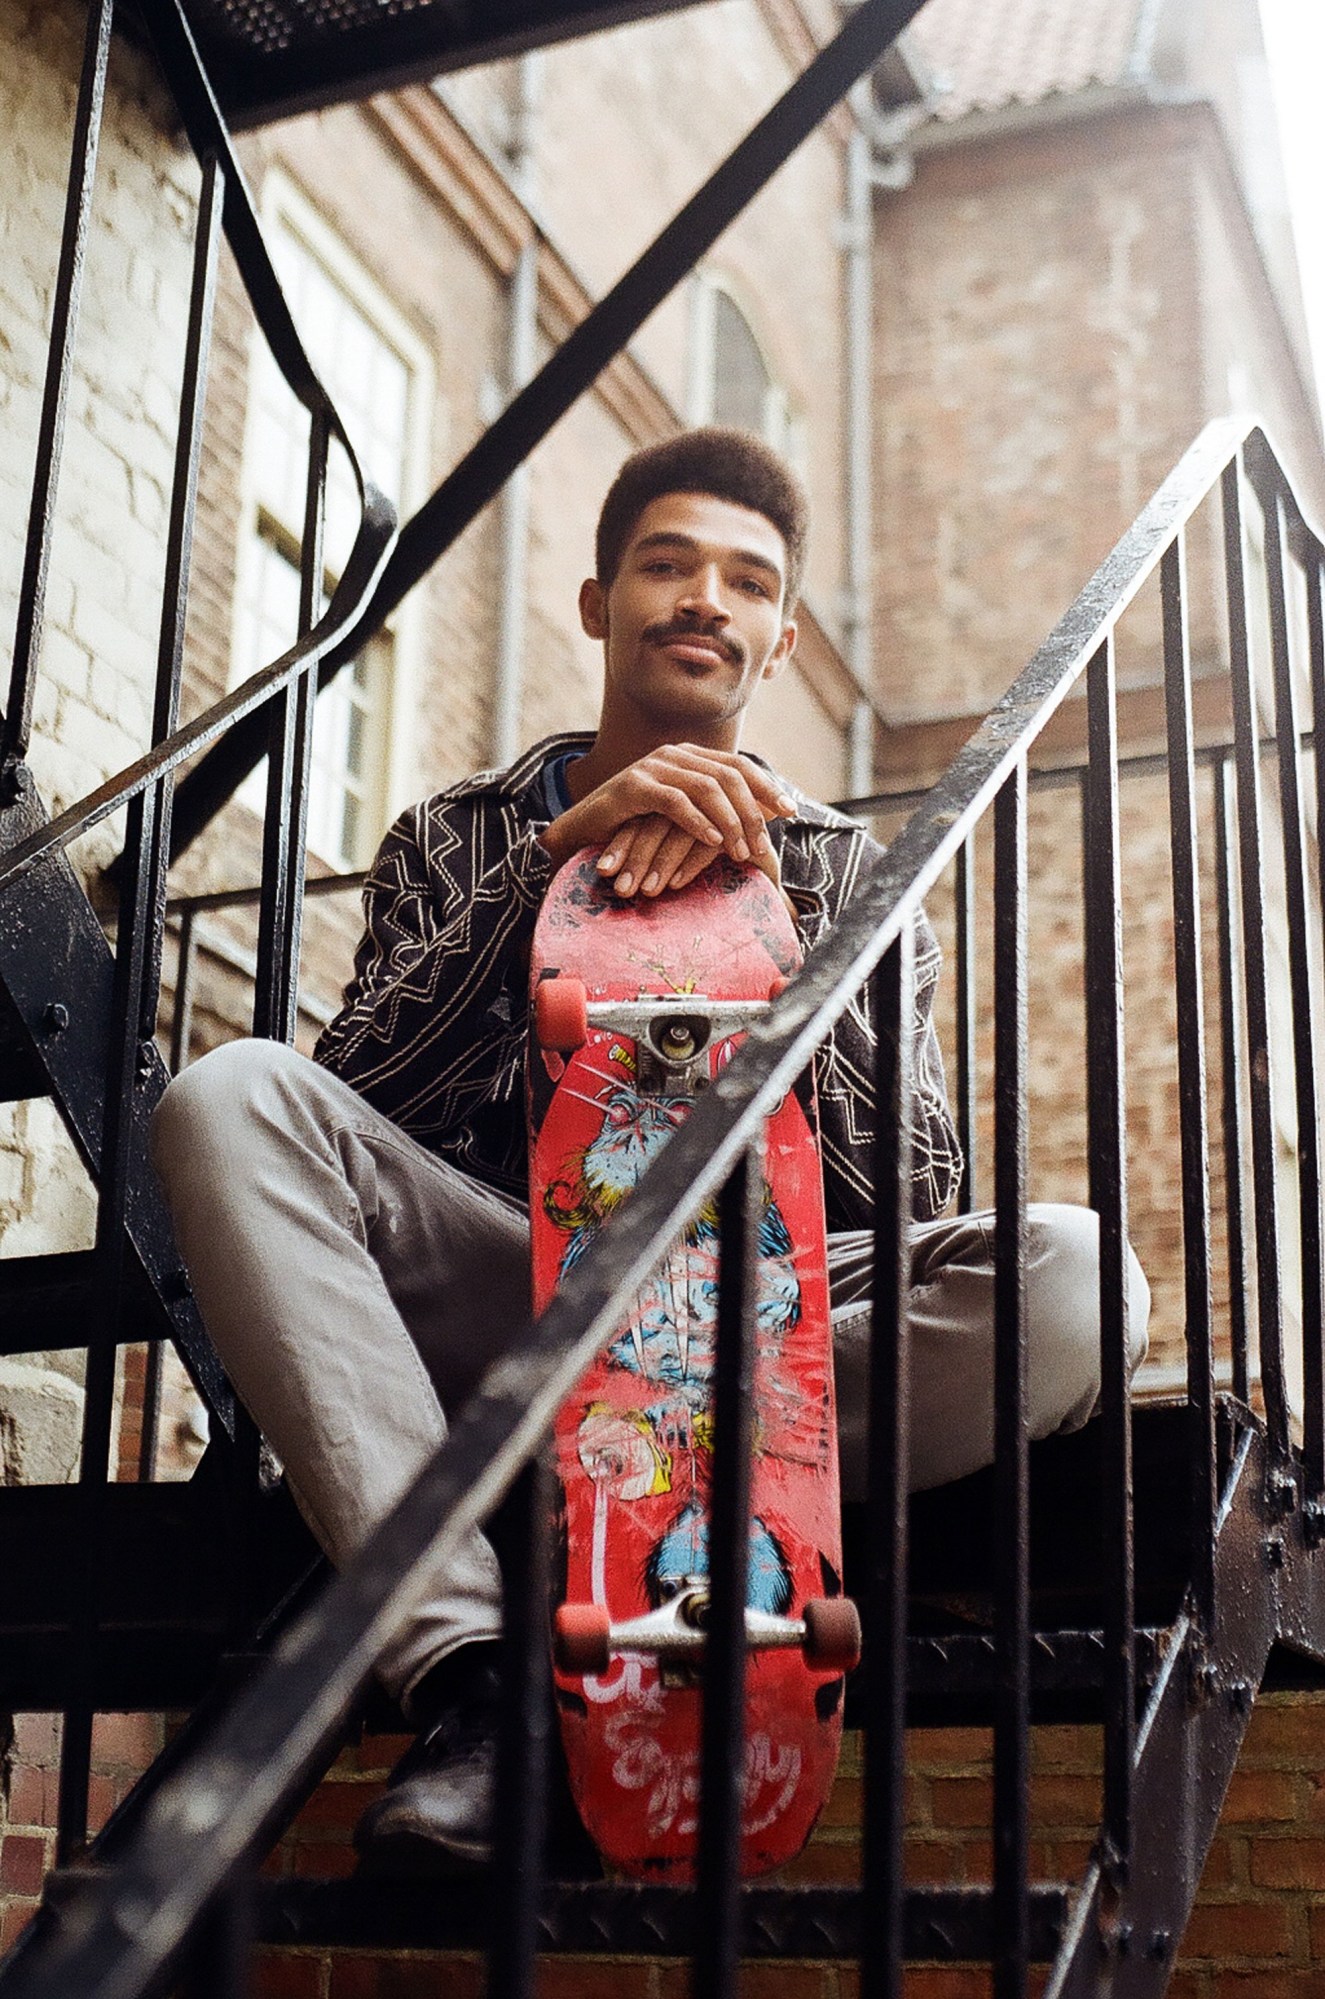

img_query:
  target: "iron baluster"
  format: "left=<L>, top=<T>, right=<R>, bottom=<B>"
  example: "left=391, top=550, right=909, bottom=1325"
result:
left=170, top=906, right=199, bottom=1075
left=1260, top=475, right=1325, bottom=1492
left=1222, top=455, right=1288, bottom=1453
left=185, top=1870, right=255, bottom=1999
left=1308, top=546, right=1325, bottom=1489
left=56, top=724, right=159, bottom=1859
left=253, top=408, right=328, bottom=1042
left=992, top=760, right=1030, bottom=1999
left=861, top=931, right=916, bottom=1999
left=488, top=1460, right=555, bottom=1999
left=1, top=0, right=112, bottom=782
left=139, top=137, right=222, bottom=1518
left=1160, top=534, right=1216, bottom=1624
left=138, top=148, right=225, bottom=1041
left=1212, top=751, right=1251, bottom=1405
left=955, top=834, right=978, bottom=1213
left=694, top=1145, right=763, bottom=1999
left=138, top=1339, right=164, bottom=1485
left=1082, top=636, right=1135, bottom=1878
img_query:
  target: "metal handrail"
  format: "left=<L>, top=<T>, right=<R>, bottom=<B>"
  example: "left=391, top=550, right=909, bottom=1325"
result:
left=3, top=409, right=1310, bottom=1997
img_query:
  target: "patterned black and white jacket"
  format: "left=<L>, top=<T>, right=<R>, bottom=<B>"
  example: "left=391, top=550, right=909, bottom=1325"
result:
left=315, top=732, right=962, bottom=1232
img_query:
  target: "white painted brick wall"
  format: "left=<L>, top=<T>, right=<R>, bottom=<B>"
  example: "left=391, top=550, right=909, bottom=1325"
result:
left=0, top=0, right=199, bottom=1461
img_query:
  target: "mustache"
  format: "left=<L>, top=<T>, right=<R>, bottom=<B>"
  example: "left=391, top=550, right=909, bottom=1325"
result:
left=645, top=619, right=745, bottom=665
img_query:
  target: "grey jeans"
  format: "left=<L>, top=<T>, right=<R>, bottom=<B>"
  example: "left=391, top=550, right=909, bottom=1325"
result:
left=150, top=1038, right=1150, bottom=1704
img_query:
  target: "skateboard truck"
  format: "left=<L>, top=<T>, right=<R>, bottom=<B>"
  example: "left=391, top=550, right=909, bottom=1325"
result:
left=554, top=1589, right=862, bottom=1682
left=535, top=977, right=788, bottom=1093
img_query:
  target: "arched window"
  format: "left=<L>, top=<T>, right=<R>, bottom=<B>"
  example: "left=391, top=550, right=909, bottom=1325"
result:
left=687, top=274, right=794, bottom=455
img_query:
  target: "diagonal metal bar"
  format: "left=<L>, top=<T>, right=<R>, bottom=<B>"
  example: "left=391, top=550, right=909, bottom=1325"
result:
left=164, top=0, right=934, bottom=856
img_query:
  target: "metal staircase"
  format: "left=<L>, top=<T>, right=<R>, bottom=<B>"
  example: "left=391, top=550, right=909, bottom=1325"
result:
left=2, top=2, right=1325, bottom=1996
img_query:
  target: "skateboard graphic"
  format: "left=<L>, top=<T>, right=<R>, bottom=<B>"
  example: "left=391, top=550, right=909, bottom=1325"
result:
left=528, top=849, right=861, bottom=1880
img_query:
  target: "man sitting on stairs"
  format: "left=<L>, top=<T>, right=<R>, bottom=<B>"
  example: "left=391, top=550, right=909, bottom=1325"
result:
left=150, top=427, right=1149, bottom=1871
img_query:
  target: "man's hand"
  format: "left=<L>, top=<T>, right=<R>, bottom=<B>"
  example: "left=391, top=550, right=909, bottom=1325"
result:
left=540, top=745, right=796, bottom=896
left=594, top=812, right=790, bottom=903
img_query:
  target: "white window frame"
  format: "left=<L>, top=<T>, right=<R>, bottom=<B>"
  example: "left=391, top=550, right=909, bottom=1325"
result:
left=231, top=169, right=436, bottom=866
left=685, top=269, right=799, bottom=463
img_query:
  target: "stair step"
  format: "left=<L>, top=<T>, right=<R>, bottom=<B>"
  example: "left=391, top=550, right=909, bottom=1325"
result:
left=0, top=1046, right=49, bottom=1104
left=834, top=1623, right=1171, bottom=1729
left=0, top=1250, right=99, bottom=1354
left=909, top=1625, right=1164, bottom=1689
left=0, top=1249, right=184, bottom=1356
left=0, top=984, right=50, bottom=1102
left=259, top=1878, right=1071, bottom=1961
left=0, top=1473, right=320, bottom=1710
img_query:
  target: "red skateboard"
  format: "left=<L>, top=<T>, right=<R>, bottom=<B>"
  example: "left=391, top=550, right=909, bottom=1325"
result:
left=528, top=849, right=860, bottom=1880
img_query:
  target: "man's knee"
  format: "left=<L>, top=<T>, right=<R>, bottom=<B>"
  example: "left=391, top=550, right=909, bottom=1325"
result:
left=151, top=1037, right=317, bottom=1178
left=1025, top=1203, right=1150, bottom=1435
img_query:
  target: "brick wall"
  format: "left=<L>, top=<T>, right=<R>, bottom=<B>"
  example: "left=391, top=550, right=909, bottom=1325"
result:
left=121, top=1688, right=1314, bottom=1993
left=0, top=0, right=199, bottom=1473
left=872, top=109, right=1207, bottom=729
left=0, top=1710, right=164, bottom=1954
left=0, top=2, right=199, bottom=847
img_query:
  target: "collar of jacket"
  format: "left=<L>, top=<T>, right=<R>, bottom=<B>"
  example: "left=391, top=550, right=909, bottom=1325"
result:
left=455, top=731, right=862, bottom=837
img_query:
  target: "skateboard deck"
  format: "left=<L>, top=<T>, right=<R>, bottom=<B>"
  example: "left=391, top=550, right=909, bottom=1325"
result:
left=528, top=849, right=859, bottom=1881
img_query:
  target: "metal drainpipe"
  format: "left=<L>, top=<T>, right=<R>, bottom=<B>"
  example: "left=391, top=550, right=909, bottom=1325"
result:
left=842, top=83, right=876, bottom=798
left=841, top=81, right=917, bottom=799
left=492, top=54, right=542, bottom=768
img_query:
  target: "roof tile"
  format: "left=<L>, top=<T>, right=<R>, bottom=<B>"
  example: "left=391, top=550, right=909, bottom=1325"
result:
left=909, top=0, right=1146, bottom=122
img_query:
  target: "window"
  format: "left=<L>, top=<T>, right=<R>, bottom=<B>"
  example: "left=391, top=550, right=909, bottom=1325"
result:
left=234, top=179, right=431, bottom=869
left=686, top=273, right=796, bottom=458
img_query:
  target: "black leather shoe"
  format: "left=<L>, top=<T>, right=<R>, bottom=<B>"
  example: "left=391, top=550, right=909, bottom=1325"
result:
left=354, top=1646, right=500, bottom=1872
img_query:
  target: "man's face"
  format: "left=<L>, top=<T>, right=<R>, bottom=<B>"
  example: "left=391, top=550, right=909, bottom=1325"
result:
left=579, top=491, right=797, bottom=743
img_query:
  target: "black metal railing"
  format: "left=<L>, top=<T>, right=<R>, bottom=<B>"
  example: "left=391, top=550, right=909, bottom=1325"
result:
left=0, top=0, right=939, bottom=1973
left=3, top=413, right=1323, bottom=1999
left=0, top=0, right=393, bottom=1868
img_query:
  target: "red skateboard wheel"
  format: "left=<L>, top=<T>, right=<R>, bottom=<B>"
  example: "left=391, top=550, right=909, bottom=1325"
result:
left=768, top=975, right=791, bottom=1000
left=801, top=1597, right=862, bottom=1672
left=554, top=1601, right=612, bottom=1675
left=535, top=977, right=589, bottom=1052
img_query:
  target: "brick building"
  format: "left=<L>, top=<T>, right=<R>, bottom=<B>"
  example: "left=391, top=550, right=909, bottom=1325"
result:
left=868, top=0, right=1324, bottom=1407
left=2, top=0, right=1325, bottom=1987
